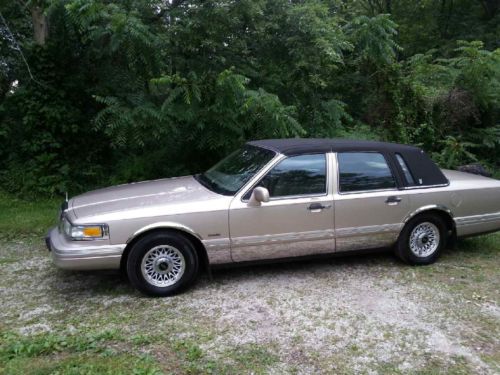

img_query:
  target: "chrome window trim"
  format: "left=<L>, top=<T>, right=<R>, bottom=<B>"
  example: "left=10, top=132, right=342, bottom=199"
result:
left=239, top=152, right=330, bottom=202
left=337, top=187, right=399, bottom=196
left=401, top=183, right=450, bottom=190
left=265, top=192, right=329, bottom=202
left=334, top=152, right=399, bottom=195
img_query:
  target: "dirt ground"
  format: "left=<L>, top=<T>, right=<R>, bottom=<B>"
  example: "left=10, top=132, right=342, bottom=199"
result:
left=0, top=235, right=499, bottom=374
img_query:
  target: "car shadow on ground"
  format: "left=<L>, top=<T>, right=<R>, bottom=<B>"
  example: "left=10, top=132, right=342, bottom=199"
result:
left=49, top=249, right=400, bottom=297
left=47, top=242, right=481, bottom=297
left=212, top=248, right=397, bottom=277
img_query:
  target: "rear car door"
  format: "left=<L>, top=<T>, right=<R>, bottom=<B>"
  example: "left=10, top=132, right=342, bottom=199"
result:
left=229, top=153, right=335, bottom=262
left=333, top=152, right=411, bottom=251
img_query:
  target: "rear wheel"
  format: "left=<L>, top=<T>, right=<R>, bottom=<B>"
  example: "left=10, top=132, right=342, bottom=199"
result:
left=396, top=214, right=447, bottom=265
left=126, top=231, right=199, bottom=296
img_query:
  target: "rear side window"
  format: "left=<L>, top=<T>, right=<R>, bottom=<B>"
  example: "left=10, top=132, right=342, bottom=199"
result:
left=338, top=152, right=396, bottom=193
left=396, top=153, right=416, bottom=185
left=249, top=154, right=327, bottom=198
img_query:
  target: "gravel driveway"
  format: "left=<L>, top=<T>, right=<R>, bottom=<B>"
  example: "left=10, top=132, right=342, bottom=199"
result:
left=1, top=235, right=499, bottom=374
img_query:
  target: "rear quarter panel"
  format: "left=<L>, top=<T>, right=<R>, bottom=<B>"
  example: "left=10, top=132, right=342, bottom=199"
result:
left=408, top=170, right=500, bottom=237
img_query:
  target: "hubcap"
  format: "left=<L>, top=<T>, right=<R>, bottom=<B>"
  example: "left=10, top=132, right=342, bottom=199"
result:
left=409, top=222, right=440, bottom=257
left=141, top=245, right=186, bottom=287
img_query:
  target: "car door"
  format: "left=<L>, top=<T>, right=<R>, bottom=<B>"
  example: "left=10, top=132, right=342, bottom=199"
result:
left=229, top=153, right=335, bottom=262
left=333, top=152, right=411, bottom=251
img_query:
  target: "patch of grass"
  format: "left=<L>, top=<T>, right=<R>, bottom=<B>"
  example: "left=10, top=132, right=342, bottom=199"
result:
left=131, top=333, right=160, bottom=346
left=154, top=339, right=278, bottom=374
left=0, top=258, right=16, bottom=265
left=482, top=351, right=500, bottom=374
left=167, top=339, right=219, bottom=374
left=172, top=339, right=204, bottom=362
left=455, top=232, right=500, bottom=256
left=416, top=355, right=475, bottom=375
left=0, top=329, right=121, bottom=361
left=226, top=343, right=278, bottom=372
left=0, top=329, right=162, bottom=374
left=0, top=191, right=59, bottom=240
left=375, top=355, right=476, bottom=374
left=2, top=353, right=161, bottom=375
left=348, top=344, right=360, bottom=353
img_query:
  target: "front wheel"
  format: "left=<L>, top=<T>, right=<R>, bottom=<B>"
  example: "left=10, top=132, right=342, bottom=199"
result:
left=395, top=214, right=447, bottom=265
left=126, top=231, right=199, bottom=296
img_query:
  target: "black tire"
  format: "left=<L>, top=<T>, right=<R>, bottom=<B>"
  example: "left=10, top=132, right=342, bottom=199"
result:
left=395, top=213, right=447, bottom=265
left=126, top=231, right=199, bottom=296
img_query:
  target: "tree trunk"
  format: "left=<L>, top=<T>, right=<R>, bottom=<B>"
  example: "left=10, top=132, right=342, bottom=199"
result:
left=479, top=0, right=499, bottom=19
left=31, top=6, right=48, bottom=45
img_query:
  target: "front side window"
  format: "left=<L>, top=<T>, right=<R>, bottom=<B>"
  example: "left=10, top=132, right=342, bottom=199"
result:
left=196, top=145, right=275, bottom=195
left=248, top=154, right=327, bottom=198
left=338, top=152, right=396, bottom=193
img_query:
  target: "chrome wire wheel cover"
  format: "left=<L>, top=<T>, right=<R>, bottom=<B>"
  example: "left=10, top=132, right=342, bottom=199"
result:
left=141, top=245, right=186, bottom=287
left=409, top=222, right=440, bottom=258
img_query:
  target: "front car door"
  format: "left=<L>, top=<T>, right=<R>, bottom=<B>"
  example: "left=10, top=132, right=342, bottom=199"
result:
left=333, top=152, right=411, bottom=251
left=229, top=153, right=335, bottom=262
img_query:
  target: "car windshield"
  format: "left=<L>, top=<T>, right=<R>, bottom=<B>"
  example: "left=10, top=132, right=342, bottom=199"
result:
left=195, top=145, right=275, bottom=195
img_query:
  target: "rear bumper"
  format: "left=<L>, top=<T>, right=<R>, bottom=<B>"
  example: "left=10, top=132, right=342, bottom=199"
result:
left=46, top=227, right=125, bottom=270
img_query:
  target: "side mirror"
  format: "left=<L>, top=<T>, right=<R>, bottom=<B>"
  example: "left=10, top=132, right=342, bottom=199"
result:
left=250, top=187, right=270, bottom=205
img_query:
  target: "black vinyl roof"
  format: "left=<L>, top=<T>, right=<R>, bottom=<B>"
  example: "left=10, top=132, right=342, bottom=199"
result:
left=247, top=138, right=419, bottom=156
left=247, top=138, right=449, bottom=187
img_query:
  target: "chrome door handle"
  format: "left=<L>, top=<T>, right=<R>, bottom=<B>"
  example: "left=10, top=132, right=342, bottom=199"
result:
left=307, top=203, right=331, bottom=211
left=385, top=196, right=402, bottom=205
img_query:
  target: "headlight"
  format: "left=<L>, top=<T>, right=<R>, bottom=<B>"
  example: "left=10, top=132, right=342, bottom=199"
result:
left=60, top=216, right=109, bottom=240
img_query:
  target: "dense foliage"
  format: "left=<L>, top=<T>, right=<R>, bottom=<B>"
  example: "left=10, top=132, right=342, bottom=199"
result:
left=1, top=0, right=499, bottom=197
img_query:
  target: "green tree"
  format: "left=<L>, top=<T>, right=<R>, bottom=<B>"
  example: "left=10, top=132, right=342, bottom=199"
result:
left=0, top=0, right=498, bottom=197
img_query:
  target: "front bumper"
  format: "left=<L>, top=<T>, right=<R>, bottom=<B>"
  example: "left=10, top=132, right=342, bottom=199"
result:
left=46, top=227, right=125, bottom=270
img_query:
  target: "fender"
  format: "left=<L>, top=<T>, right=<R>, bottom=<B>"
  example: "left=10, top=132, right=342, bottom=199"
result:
left=126, top=221, right=203, bottom=244
left=403, top=204, right=455, bottom=224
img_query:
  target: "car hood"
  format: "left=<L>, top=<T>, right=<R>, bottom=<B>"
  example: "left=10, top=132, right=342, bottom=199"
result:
left=69, top=175, right=225, bottom=221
